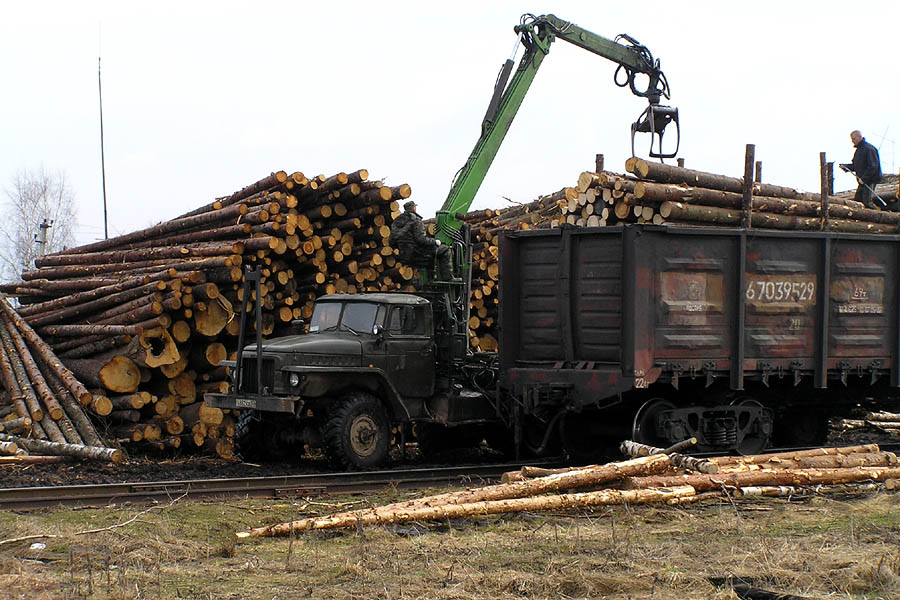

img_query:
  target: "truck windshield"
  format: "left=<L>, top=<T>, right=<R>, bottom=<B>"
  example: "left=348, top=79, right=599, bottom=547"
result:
left=308, top=302, right=379, bottom=334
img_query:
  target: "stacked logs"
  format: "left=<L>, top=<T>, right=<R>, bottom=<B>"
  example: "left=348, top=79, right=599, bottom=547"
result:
left=235, top=442, right=900, bottom=538
left=0, top=169, right=415, bottom=458
left=832, top=411, right=900, bottom=437
left=558, top=160, right=900, bottom=233
left=0, top=297, right=121, bottom=463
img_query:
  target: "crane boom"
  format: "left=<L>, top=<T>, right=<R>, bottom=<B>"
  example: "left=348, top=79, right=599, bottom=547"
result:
left=435, top=13, right=678, bottom=246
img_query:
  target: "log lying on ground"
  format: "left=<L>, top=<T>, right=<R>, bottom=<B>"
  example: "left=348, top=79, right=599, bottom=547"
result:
left=237, top=485, right=696, bottom=538
left=624, top=465, right=900, bottom=492
left=711, top=444, right=881, bottom=465
left=384, top=454, right=672, bottom=514
left=620, top=439, right=718, bottom=474
left=0, top=433, right=122, bottom=463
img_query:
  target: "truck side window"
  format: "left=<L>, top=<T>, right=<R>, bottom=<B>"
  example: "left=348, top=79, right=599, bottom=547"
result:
left=389, top=306, right=425, bottom=335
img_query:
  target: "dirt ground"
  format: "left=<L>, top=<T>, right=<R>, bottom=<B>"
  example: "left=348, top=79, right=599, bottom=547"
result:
left=1, top=487, right=899, bottom=599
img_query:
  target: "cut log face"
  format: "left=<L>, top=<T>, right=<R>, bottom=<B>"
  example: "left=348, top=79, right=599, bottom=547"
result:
left=193, top=297, right=232, bottom=337
left=99, top=356, right=141, bottom=393
left=136, top=328, right=180, bottom=368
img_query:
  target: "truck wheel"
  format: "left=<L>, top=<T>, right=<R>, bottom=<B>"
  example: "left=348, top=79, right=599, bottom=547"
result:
left=324, top=393, right=391, bottom=469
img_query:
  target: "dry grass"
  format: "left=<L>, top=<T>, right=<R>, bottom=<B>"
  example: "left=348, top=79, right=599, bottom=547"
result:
left=1, top=489, right=899, bottom=599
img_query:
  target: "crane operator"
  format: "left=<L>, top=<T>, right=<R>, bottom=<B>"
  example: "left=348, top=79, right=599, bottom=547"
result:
left=390, top=200, right=455, bottom=281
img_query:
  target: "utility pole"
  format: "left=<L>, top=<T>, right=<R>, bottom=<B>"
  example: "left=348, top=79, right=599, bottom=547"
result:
left=98, top=55, right=109, bottom=240
left=34, top=219, right=53, bottom=257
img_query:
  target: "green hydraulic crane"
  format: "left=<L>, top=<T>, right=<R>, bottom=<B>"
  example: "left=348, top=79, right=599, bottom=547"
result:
left=434, top=13, right=679, bottom=248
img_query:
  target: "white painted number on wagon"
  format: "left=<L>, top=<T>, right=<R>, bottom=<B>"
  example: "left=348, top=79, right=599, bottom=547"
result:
left=745, top=279, right=815, bottom=302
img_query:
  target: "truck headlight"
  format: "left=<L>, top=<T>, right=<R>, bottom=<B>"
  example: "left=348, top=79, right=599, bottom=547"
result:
left=289, top=373, right=300, bottom=387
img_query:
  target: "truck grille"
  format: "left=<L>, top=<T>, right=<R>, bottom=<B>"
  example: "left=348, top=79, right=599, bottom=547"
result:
left=239, top=357, right=275, bottom=394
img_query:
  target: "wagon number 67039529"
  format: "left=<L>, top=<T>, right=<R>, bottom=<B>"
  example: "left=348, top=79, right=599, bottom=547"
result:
left=745, top=279, right=816, bottom=302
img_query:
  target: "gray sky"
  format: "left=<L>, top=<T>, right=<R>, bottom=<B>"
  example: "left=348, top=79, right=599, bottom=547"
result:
left=2, top=1, right=898, bottom=246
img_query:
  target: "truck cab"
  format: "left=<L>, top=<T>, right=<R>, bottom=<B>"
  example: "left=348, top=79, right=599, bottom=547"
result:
left=205, top=292, right=498, bottom=468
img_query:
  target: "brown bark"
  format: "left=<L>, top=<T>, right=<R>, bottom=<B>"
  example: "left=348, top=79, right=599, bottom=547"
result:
left=40, top=324, right=141, bottom=337
left=57, top=335, right=132, bottom=360
left=629, top=159, right=863, bottom=207
left=26, top=281, right=167, bottom=327
left=0, top=416, right=32, bottom=434
left=1, top=315, right=63, bottom=420
left=108, top=393, right=146, bottom=410
left=107, top=409, right=141, bottom=423
left=0, top=325, right=43, bottom=421
left=18, top=276, right=162, bottom=318
left=179, top=401, right=224, bottom=427
left=658, top=201, right=899, bottom=233
left=34, top=356, right=104, bottom=447
left=635, top=180, right=900, bottom=225
left=63, top=355, right=140, bottom=394
left=47, top=201, right=252, bottom=259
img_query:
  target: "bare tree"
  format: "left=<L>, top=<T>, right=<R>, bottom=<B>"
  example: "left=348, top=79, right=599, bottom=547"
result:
left=0, top=168, right=78, bottom=282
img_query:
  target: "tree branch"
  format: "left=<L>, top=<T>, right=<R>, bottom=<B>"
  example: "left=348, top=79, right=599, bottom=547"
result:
left=0, top=491, right=188, bottom=548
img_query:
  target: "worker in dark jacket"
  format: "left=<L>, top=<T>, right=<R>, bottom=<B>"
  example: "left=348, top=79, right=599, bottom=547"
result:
left=390, top=200, right=455, bottom=280
left=840, top=130, right=882, bottom=209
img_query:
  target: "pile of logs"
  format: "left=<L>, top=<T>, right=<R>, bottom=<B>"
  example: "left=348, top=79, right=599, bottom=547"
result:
left=0, top=169, right=415, bottom=458
left=0, top=297, right=121, bottom=463
left=559, top=159, right=900, bottom=233
left=832, top=411, right=900, bottom=437
left=236, top=442, right=900, bottom=538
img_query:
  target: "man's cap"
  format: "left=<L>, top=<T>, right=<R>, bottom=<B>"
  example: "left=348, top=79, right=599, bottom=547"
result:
left=403, top=200, right=417, bottom=211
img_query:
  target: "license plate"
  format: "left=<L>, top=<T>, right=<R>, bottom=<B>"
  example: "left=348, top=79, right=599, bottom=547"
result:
left=235, top=397, right=257, bottom=409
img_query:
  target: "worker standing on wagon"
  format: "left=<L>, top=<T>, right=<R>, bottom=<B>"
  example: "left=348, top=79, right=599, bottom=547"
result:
left=390, top=200, right=455, bottom=281
left=840, top=130, right=882, bottom=209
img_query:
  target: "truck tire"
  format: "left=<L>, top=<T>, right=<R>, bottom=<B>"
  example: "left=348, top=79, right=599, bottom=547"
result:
left=323, top=392, right=391, bottom=469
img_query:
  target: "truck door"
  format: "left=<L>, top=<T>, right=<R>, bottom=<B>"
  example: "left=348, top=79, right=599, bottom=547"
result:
left=385, top=304, right=435, bottom=397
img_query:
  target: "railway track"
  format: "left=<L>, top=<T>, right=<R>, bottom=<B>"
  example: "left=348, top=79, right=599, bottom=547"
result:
left=4, top=441, right=899, bottom=511
left=0, top=462, right=541, bottom=511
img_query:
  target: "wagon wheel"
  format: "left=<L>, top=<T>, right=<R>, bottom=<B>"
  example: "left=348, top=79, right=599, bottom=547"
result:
left=731, top=397, right=771, bottom=455
left=632, top=398, right=675, bottom=448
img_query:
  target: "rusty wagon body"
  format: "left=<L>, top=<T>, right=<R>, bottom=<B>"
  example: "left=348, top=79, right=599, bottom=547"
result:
left=497, top=224, right=900, bottom=454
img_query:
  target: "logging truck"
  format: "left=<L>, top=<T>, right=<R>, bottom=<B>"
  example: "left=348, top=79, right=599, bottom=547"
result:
left=205, top=13, right=688, bottom=467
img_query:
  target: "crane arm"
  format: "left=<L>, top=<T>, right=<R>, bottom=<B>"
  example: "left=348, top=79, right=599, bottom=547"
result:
left=435, top=13, right=677, bottom=245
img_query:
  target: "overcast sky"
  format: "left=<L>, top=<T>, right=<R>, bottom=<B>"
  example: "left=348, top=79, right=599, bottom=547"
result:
left=2, top=1, right=898, bottom=246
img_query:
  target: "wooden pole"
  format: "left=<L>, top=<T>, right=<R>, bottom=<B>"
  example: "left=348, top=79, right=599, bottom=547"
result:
left=820, top=151, right=829, bottom=231
left=742, top=144, right=755, bottom=228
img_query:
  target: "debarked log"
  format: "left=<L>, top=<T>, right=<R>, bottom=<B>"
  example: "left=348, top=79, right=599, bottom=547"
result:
left=237, top=485, right=696, bottom=538
left=624, top=466, right=900, bottom=492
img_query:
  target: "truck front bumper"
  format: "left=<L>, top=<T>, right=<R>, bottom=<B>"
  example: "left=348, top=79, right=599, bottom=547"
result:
left=204, top=392, right=297, bottom=413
